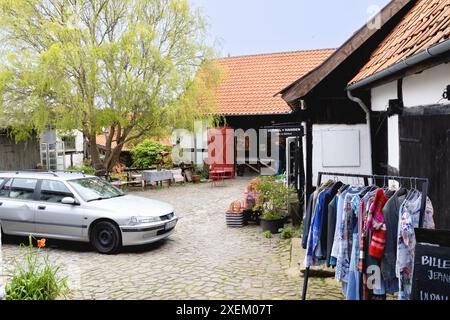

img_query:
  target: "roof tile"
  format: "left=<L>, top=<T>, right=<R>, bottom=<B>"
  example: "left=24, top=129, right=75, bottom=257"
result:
left=213, top=49, right=335, bottom=115
left=351, top=0, right=450, bottom=85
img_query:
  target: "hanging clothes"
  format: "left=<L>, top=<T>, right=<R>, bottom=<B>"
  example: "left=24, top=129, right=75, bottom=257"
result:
left=381, top=188, right=407, bottom=292
left=302, top=180, right=334, bottom=249
left=303, top=174, right=434, bottom=301
left=396, top=193, right=435, bottom=300
left=335, top=188, right=362, bottom=284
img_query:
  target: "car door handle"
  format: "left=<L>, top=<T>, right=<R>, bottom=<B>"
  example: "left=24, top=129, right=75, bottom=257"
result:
left=38, top=205, right=46, bottom=210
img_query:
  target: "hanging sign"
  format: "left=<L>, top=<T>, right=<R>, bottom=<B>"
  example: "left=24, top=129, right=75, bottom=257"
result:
left=412, top=229, right=450, bottom=301
left=263, top=124, right=304, bottom=137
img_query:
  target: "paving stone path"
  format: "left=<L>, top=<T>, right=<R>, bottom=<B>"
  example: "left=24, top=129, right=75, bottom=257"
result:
left=2, top=177, right=343, bottom=300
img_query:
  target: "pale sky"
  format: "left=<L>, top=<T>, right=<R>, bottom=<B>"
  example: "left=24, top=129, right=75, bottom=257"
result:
left=189, top=0, right=391, bottom=57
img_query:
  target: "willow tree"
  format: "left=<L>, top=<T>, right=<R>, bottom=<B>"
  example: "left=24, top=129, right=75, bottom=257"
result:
left=0, top=0, right=220, bottom=173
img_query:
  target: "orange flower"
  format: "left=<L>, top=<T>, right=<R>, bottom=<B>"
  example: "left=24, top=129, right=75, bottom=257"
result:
left=37, top=238, right=46, bottom=248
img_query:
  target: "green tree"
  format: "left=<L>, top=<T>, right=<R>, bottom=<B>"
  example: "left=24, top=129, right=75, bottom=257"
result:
left=0, top=0, right=220, bottom=174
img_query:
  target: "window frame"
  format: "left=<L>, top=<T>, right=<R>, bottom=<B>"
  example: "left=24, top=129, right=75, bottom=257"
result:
left=4, top=178, right=40, bottom=201
left=36, top=179, right=76, bottom=204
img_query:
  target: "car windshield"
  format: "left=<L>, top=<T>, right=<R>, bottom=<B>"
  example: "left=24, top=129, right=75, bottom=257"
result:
left=68, top=177, right=124, bottom=202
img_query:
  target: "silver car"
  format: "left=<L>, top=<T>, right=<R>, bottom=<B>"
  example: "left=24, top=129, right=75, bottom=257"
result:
left=0, top=171, right=178, bottom=254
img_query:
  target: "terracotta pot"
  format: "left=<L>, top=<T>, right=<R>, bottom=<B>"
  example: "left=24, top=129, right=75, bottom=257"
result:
left=192, top=175, right=201, bottom=183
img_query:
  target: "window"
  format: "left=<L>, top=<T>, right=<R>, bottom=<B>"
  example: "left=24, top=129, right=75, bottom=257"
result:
left=8, top=179, right=38, bottom=200
left=0, top=179, right=11, bottom=198
left=40, top=180, right=74, bottom=203
left=68, top=177, right=123, bottom=202
left=62, top=135, right=76, bottom=150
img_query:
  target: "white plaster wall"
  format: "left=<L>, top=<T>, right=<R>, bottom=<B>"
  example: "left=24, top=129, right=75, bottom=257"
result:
left=370, top=63, right=450, bottom=112
left=74, top=131, right=84, bottom=152
left=387, top=115, right=399, bottom=171
left=371, top=82, right=397, bottom=111
left=311, top=124, right=372, bottom=186
left=403, top=63, right=450, bottom=108
left=369, top=62, right=450, bottom=173
left=65, top=153, right=84, bottom=168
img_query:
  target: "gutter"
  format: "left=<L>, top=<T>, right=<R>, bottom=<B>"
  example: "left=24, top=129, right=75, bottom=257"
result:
left=347, top=90, right=373, bottom=174
left=347, top=38, right=450, bottom=91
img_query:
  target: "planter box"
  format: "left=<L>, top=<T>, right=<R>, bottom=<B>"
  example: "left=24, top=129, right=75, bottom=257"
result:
left=260, top=217, right=286, bottom=234
left=226, top=211, right=246, bottom=228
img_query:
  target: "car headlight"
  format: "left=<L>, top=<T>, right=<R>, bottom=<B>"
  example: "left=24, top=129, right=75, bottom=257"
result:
left=129, top=216, right=161, bottom=225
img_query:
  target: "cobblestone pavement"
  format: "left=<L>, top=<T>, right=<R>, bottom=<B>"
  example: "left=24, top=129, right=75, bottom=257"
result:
left=2, top=177, right=343, bottom=300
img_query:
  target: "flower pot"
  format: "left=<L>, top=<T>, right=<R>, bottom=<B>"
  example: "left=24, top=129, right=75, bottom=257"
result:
left=260, top=217, right=286, bottom=234
left=192, top=175, right=201, bottom=184
left=226, top=211, right=246, bottom=228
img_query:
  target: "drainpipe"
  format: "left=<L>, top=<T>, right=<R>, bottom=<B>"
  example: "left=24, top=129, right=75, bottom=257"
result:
left=347, top=90, right=373, bottom=174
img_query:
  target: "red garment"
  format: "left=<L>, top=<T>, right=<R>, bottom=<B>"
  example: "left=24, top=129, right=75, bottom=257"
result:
left=369, top=229, right=387, bottom=259
left=366, top=188, right=389, bottom=260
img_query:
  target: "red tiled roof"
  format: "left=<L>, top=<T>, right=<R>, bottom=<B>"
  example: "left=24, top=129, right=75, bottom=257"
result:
left=213, top=49, right=335, bottom=115
left=351, top=0, right=450, bottom=84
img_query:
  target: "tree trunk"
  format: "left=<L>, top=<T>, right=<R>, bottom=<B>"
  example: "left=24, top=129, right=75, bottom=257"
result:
left=87, top=133, right=105, bottom=176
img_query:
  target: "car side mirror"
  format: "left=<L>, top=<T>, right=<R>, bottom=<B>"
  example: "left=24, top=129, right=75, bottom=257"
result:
left=61, top=197, right=79, bottom=205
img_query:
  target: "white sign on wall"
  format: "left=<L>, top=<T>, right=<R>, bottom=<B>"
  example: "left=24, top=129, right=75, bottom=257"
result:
left=321, top=130, right=361, bottom=167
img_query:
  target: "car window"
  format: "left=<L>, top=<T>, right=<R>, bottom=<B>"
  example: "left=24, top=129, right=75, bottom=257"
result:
left=8, top=178, right=38, bottom=200
left=68, top=177, right=124, bottom=202
left=40, top=180, right=74, bottom=203
left=0, top=179, right=11, bottom=198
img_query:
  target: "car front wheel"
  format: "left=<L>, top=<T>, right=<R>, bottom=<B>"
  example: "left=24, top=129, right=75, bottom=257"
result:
left=91, top=221, right=121, bottom=254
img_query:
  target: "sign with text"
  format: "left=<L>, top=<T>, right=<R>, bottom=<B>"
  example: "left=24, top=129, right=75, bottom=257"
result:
left=412, top=243, right=450, bottom=301
left=263, top=124, right=304, bottom=138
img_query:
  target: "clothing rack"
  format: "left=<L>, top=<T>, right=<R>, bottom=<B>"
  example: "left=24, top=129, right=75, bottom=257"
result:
left=301, top=171, right=429, bottom=301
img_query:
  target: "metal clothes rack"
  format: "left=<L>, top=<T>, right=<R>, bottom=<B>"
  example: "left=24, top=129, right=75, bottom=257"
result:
left=301, top=171, right=430, bottom=301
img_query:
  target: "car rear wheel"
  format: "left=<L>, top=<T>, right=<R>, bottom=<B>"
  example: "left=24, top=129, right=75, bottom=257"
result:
left=91, top=221, right=121, bottom=254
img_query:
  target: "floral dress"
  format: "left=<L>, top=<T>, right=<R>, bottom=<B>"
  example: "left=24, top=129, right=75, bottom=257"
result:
left=396, top=192, right=435, bottom=300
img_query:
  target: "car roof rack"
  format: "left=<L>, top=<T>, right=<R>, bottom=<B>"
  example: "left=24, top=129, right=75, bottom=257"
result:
left=53, top=170, right=87, bottom=176
left=13, top=170, right=59, bottom=177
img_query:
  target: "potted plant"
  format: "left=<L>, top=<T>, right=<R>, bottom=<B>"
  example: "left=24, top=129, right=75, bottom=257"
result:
left=191, top=166, right=202, bottom=184
left=253, top=176, right=296, bottom=234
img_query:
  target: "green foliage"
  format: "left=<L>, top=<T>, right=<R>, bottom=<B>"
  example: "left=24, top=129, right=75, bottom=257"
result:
left=254, top=176, right=296, bottom=220
left=261, top=212, right=286, bottom=220
left=5, top=236, right=68, bottom=300
left=279, top=227, right=295, bottom=239
left=0, top=0, right=222, bottom=171
left=131, top=139, right=172, bottom=169
left=67, top=164, right=95, bottom=175
left=263, top=230, right=272, bottom=239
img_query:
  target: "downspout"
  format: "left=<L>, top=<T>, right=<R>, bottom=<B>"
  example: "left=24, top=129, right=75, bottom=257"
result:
left=347, top=90, right=373, bottom=174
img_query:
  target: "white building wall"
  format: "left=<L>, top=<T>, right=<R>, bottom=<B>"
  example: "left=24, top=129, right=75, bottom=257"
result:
left=403, top=63, right=450, bottom=107
left=311, top=124, right=372, bottom=186
left=369, top=63, right=450, bottom=173
left=371, top=82, right=398, bottom=111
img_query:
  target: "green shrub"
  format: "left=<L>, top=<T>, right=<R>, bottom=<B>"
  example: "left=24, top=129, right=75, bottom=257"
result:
left=279, top=227, right=294, bottom=239
left=263, top=230, right=272, bottom=239
left=130, top=139, right=172, bottom=169
left=67, top=164, right=95, bottom=175
left=253, top=176, right=296, bottom=220
left=5, top=236, right=68, bottom=300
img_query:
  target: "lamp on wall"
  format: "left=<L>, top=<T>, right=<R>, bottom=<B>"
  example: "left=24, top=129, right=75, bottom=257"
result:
left=387, top=99, right=404, bottom=117
left=443, top=85, right=450, bottom=101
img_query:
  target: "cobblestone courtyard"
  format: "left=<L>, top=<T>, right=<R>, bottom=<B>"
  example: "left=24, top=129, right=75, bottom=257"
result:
left=2, top=178, right=342, bottom=300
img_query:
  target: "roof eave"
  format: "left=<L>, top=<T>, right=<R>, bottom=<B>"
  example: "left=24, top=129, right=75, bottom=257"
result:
left=347, top=38, right=450, bottom=92
left=278, top=0, right=413, bottom=104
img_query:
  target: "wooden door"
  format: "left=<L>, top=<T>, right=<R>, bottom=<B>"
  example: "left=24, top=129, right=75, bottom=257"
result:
left=399, top=113, right=450, bottom=230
